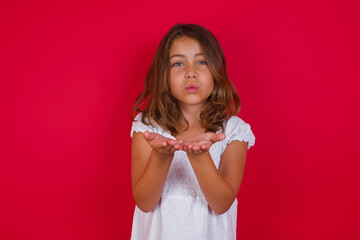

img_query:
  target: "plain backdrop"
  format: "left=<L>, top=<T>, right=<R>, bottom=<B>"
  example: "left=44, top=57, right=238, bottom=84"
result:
left=1, top=0, right=359, bottom=239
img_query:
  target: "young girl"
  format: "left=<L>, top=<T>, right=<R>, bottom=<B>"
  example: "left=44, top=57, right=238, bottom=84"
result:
left=130, top=23, right=255, bottom=240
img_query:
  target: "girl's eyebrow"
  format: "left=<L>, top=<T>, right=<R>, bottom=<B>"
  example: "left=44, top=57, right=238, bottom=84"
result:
left=169, top=53, right=204, bottom=59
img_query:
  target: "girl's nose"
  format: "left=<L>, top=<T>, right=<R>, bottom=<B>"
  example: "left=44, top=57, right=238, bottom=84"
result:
left=186, top=73, right=196, bottom=79
left=185, top=67, right=198, bottom=79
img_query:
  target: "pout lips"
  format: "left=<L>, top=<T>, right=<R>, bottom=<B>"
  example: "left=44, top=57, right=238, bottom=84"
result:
left=185, top=84, right=199, bottom=92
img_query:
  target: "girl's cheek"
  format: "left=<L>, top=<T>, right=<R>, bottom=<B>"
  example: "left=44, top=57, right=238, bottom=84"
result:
left=172, top=70, right=184, bottom=78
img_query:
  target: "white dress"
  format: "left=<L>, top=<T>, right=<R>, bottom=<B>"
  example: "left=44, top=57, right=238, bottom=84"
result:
left=130, top=114, right=255, bottom=240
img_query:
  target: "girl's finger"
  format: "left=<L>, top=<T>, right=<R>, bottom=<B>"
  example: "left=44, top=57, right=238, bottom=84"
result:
left=153, top=141, right=167, bottom=151
left=169, top=144, right=179, bottom=152
left=211, top=133, right=226, bottom=143
left=188, top=148, right=195, bottom=154
left=144, top=131, right=155, bottom=141
left=192, top=145, right=200, bottom=152
left=163, top=145, right=173, bottom=153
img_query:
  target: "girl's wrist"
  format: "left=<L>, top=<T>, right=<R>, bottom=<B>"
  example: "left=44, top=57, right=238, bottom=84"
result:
left=152, top=149, right=174, bottom=161
left=186, top=151, right=210, bottom=161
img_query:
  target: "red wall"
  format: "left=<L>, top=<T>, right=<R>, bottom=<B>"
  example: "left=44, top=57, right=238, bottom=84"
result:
left=1, top=0, right=359, bottom=239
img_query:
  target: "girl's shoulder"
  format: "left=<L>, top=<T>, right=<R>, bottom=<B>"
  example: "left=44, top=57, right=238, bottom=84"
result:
left=222, top=116, right=255, bottom=149
left=131, top=113, right=153, bottom=137
left=224, top=116, right=248, bottom=127
left=130, top=113, right=171, bottom=138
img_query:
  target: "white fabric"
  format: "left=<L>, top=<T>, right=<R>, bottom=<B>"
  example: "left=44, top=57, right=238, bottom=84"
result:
left=130, top=114, right=255, bottom=240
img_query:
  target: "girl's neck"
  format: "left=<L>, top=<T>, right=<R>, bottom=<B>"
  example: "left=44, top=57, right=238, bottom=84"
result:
left=176, top=109, right=206, bottom=140
left=179, top=104, right=203, bottom=128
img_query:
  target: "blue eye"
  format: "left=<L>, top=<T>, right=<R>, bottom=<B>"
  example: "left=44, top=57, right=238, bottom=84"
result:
left=172, top=62, right=184, bottom=67
left=198, top=60, right=207, bottom=65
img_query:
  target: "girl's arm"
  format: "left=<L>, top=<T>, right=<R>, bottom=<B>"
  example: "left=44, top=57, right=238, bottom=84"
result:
left=181, top=134, right=248, bottom=214
left=131, top=131, right=181, bottom=212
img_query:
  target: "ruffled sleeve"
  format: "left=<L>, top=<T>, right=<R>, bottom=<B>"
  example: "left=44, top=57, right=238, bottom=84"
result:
left=223, top=116, right=255, bottom=149
left=130, top=113, right=169, bottom=138
left=131, top=113, right=154, bottom=137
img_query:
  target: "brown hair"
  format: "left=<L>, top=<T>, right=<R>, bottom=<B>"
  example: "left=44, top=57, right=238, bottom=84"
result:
left=131, top=23, right=241, bottom=135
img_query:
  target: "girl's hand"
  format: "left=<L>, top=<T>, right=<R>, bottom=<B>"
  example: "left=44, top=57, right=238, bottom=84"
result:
left=143, top=131, right=181, bottom=155
left=180, top=133, right=226, bottom=155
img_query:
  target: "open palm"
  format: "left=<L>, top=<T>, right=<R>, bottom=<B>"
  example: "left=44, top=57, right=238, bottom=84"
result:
left=143, top=131, right=181, bottom=155
left=180, top=132, right=226, bottom=154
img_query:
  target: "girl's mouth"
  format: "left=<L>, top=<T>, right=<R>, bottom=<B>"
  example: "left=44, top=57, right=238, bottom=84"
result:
left=185, top=84, right=199, bottom=92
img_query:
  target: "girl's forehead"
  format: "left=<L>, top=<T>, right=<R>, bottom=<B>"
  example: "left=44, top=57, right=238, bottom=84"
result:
left=169, top=37, right=203, bottom=56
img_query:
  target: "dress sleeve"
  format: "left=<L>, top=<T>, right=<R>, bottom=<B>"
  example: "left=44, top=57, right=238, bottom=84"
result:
left=224, top=117, right=255, bottom=149
left=130, top=113, right=154, bottom=138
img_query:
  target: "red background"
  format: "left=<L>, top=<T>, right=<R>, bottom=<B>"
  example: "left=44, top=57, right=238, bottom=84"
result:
left=1, top=0, right=359, bottom=239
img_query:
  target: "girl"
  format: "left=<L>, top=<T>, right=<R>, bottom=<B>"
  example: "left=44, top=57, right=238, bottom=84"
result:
left=130, top=23, right=255, bottom=240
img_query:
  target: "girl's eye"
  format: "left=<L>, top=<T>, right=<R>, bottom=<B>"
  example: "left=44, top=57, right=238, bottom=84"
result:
left=198, top=60, right=207, bottom=65
left=172, top=62, right=184, bottom=67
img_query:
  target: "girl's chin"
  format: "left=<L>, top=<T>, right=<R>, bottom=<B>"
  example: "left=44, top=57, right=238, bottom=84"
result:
left=178, top=100, right=208, bottom=108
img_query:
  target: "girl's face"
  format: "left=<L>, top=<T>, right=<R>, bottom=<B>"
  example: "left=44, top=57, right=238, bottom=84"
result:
left=168, top=37, right=214, bottom=111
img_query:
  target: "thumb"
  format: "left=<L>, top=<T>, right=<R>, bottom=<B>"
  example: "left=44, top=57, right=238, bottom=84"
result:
left=211, top=133, right=226, bottom=143
left=143, top=131, right=156, bottom=142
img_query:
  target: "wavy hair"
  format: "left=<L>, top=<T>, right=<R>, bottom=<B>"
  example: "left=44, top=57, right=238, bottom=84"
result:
left=131, top=23, right=241, bottom=135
